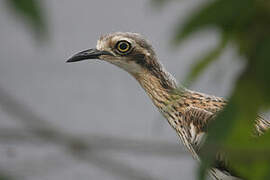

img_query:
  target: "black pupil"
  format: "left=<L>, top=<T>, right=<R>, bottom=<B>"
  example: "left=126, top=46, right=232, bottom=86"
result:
left=119, top=42, right=128, bottom=51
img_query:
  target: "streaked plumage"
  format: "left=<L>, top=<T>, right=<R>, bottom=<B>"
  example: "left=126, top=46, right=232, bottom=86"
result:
left=67, top=32, right=270, bottom=180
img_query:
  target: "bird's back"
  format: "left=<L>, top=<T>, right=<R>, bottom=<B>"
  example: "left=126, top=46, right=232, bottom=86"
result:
left=167, top=89, right=270, bottom=179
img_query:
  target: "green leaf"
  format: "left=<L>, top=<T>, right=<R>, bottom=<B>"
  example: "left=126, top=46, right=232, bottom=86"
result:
left=198, top=74, right=270, bottom=180
left=173, top=0, right=255, bottom=44
left=150, top=0, right=170, bottom=6
left=6, top=0, right=47, bottom=39
left=184, top=34, right=228, bottom=86
left=226, top=133, right=270, bottom=180
left=0, top=172, right=13, bottom=180
left=198, top=100, right=239, bottom=180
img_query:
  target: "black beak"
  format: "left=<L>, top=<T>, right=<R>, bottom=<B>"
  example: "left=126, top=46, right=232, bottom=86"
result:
left=66, top=48, right=112, bottom=63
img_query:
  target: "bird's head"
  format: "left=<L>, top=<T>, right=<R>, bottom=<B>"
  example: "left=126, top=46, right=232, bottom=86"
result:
left=67, top=32, right=159, bottom=75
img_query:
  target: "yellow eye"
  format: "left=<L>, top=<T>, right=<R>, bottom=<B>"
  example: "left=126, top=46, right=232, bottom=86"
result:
left=116, top=40, right=131, bottom=54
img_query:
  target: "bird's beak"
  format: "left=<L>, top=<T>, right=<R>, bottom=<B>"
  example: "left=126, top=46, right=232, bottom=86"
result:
left=66, top=48, right=112, bottom=63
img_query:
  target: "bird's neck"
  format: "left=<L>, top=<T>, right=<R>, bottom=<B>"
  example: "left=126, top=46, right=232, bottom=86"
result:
left=133, top=65, right=187, bottom=118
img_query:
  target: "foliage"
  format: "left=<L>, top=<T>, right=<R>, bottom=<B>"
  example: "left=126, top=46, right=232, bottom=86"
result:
left=0, top=173, right=13, bottom=180
left=5, top=0, right=46, bottom=39
left=168, top=0, right=270, bottom=179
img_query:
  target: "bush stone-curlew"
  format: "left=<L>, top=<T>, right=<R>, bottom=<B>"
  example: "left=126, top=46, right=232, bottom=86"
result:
left=67, top=32, right=270, bottom=180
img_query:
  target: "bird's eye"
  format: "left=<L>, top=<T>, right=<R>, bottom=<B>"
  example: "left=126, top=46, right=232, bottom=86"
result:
left=116, top=40, right=131, bottom=54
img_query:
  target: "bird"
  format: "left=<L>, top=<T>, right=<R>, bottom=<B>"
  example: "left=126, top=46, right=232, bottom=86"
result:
left=67, top=32, right=270, bottom=180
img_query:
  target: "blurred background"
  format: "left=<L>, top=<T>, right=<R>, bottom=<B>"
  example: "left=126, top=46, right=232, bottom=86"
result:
left=0, top=0, right=261, bottom=180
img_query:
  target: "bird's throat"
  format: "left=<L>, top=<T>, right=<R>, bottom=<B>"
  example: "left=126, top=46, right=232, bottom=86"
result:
left=133, top=69, right=185, bottom=114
